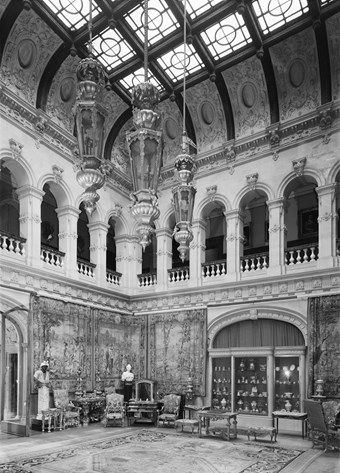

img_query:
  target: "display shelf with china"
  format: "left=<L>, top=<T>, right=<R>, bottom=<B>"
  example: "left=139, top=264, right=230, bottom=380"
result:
left=274, top=356, right=300, bottom=412
left=211, top=357, right=232, bottom=411
left=234, top=357, right=268, bottom=416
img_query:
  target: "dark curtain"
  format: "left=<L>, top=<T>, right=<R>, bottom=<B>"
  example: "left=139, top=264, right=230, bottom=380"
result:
left=213, top=319, right=304, bottom=348
left=307, top=295, right=340, bottom=397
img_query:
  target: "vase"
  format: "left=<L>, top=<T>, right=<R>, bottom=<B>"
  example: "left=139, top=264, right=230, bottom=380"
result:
left=315, top=379, right=324, bottom=396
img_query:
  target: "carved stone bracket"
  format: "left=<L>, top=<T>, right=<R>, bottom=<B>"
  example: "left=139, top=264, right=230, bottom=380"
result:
left=246, top=172, right=259, bottom=190
left=292, top=157, right=306, bottom=177
left=206, top=185, right=217, bottom=201
left=266, top=123, right=281, bottom=161
left=52, top=165, right=64, bottom=183
left=9, top=138, right=23, bottom=160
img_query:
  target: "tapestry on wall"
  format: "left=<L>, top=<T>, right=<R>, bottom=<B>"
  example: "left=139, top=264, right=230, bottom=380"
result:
left=307, top=294, right=340, bottom=397
left=93, top=308, right=147, bottom=388
left=148, top=308, right=207, bottom=397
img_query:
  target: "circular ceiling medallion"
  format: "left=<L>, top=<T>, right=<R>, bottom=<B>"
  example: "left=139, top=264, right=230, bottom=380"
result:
left=200, top=101, right=215, bottom=125
left=241, top=82, right=257, bottom=108
left=59, top=77, right=75, bottom=102
left=17, top=39, right=36, bottom=69
left=289, top=59, right=305, bottom=88
left=164, top=117, right=179, bottom=140
left=60, top=0, right=83, bottom=14
left=215, top=25, right=236, bottom=46
left=100, top=37, right=121, bottom=57
left=269, top=0, right=292, bottom=16
left=141, top=8, right=163, bottom=31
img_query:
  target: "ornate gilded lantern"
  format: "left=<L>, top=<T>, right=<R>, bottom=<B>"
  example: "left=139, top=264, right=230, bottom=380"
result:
left=126, top=2, right=163, bottom=250
left=73, top=2, right=112, bottom=215
left=172, top=143, right=196, bottom=262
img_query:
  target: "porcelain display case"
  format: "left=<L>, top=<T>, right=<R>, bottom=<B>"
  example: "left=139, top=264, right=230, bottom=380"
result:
left=234, top=356, right=268, bottom=415
left=211, top=357, right=232, bottom=410
left=274, top=356, right=300, bottom=412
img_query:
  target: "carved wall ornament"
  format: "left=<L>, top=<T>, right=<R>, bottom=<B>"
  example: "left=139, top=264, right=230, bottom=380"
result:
left=326, top=14, right=340, bottom=100
left=199, top=100, right=216, bottom=125
left=206, top=185, right=217, bottom=201
left=249, top=308, right=258, bottom=319
left=292, top=157, right=306, bottom=176
left=246, top=172, right=259, bottom=190
left=111, top=203, right=123, bottom=218
left=52, top=164, right=64, bottom=183
left=318, top=108, right=334, bottom=130
left=228, top=165, right=235, bottom=175
left=269, top=224, right=286, bottom=233
left=318, top=212, right=336, bottom=222
left=158, top=99, right=182, bottom=164
left=224, top=144, right=236, bottom=162
left=296, top=280, right=305, bottom=291
left=9, top=138, right=23, bottom=160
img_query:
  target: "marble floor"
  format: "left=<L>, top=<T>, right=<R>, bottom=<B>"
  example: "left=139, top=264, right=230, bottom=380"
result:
left=0, top=423, right=339, bottom=473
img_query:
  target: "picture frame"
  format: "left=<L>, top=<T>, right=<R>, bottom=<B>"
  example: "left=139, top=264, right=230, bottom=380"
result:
left=299, top=208, right=318, bottom=237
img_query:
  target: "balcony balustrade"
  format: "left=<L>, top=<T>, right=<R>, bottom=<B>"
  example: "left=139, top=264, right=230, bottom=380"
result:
left=77, top=258, right=96, bottom=278
left=285, top=243, right=318, bottom=266
left=168, top=266, right=190, bottom=283
left=202, top=260, right=226, bottom=278
left=0, top=231, right=26, bottom=256
left=137, top=272, right=157, bottom=287
left=240, top=253, right=269, bottom=272
left=41, top=245, right=65, bottom=267
left=106, top=269, right=122, bottom=286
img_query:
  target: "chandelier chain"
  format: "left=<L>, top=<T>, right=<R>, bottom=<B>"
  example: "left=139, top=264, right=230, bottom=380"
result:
left=144, top=0, right=149, bottom=83
left=88, top=0, right=93, bottom=55
left=182, top=0, right=187, bottom=151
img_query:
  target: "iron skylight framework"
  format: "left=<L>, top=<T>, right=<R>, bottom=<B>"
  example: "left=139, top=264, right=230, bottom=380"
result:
left=42, top=0, right=101, bottom=31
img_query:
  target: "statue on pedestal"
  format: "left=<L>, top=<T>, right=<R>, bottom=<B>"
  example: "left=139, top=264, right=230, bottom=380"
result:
left=121, top=363, right=134, bottom=403
left=34, top=361, right=50, bottom=419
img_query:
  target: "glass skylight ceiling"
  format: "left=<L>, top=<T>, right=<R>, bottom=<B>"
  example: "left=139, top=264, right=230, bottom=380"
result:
left=119, top=68, right=164, bottom=93
left=124, top=0, right=179, bottom=46
left=157, top=44, right=204, bottom=82
left=185, top=0, right=225, bottom=20
left=91, top=28, right=135, bottom=72
left=201, top=12, right=251, bottom=61
left=252, top=0, right=309, bottom=35
left=42, top=0, right=101, bottom=31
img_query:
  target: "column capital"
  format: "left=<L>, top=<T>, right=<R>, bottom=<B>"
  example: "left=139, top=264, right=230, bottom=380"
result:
left=56, top=205, right=81, bottom=218
left=223, top=209, right=242, bottom=220
left=16, top=185, right=44, bottom=201
left=87, top=221, right=109, bottom=233
left=266, top=197, right=285, bottom=209
left=315, top=183, right=336, bottom=196
left=155, top=227, right=173, bottom=238
left=115, top=234, right=139, bottom=244
left=192, top=218, right=207, bottom=229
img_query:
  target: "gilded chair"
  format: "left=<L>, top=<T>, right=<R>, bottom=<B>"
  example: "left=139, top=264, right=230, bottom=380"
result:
left=305, top=400, right=339, bottom=450
left=103, top=392, right=125, bottom=427
left=157, top=394, right=181, bottom=428
left=53, top=389, right=81, bottom=429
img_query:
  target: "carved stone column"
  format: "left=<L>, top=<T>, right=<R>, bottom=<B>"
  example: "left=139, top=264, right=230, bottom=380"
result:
left=88, top=222, right=109, bottom=286
left=267, top=198, right=286, bottom=276
left=16, top=185, right=44, bottom=267
left=189, top=219, right=206, bottom=286
left=115, top=235, right=142, bottom=289
left=56, top=206, right=80, bottom=278
left=155, top=228, right=172, bottom=289
left=224, top=209, right=243, bottom=281
left=316, top=184, right=337, bottom=268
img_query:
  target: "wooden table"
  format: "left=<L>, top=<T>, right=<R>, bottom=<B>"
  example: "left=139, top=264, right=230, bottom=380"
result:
left=73, top=396, right=105, bottom=426
left=272, top=411, right=308, bottom=438
left=197, top=410, right=238, bottom=441
left=126, top=401, right=158, bottom=425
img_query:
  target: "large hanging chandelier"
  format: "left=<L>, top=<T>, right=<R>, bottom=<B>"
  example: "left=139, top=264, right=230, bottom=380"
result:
left=74, top=0, right=112, bottom=215
left=172, top=0, right=196, bottom=262
left=126, top=0, right=163, bottom=250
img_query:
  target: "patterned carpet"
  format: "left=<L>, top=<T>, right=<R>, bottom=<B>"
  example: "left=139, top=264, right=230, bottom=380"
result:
left=0, top=430, right=304, bottom=473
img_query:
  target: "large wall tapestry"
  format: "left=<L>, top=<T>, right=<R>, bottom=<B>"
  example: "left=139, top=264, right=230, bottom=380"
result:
left=307, top=295, right=340, bottom=397
left=93, top=309, right=147, bottom=388
left=148, top=309, right=207, bottom=397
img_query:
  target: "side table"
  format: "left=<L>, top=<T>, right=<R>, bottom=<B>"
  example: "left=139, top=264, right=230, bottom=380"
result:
left=198, top=410, right=238, bottom=441
left=272, top=411, right=308, bottom=438
left=41, top=408, right=63, bottom=433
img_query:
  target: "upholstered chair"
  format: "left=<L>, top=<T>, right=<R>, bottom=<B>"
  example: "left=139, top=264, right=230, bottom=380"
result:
left=103, top=392, right=125, bottom=427
left=157, top=394, right=181, bottom=428
left=305, top=400, right=339, bottom=450
left=53, top=389, right=81, bottom=429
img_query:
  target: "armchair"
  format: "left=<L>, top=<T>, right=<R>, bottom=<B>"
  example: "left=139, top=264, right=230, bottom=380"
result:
left=53, top=389, right=81, bottom=429
left=103, top=392, right=125, bottom=427
left=305, top=400, right=339, bottom=450
left=157, top=394, right=181, bottom=428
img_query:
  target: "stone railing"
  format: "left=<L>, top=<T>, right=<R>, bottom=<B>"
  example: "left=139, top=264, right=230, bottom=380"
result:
left=0, top=231, right=26, bottom=256
left=240, top=252, right=269, bottom=272
left=106, top=269, right=122, bottom=285
left=202, top=260, right=226, bottom=278
left=137, top=272, right=157, bottom=287
left=77, top=258, right=96, bottom=278
left=41, top=245, right=65, bottom=267
left=168, top=266, right=190, bottom=283
left=285, top=243, right=318, bottom=266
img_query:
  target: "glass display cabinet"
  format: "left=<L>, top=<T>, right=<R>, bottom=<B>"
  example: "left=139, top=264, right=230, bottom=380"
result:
left=211, top=357, right=231, bottom=410
left=234, top=356, right=268, bottom=415
left=274, top=356, right=300, bottom=412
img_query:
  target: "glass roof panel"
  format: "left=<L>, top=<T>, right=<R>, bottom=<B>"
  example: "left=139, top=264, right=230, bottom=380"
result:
left=157, top=43, right=205, bottom=82
left=42, top=0, right=101, bottom=31
left=119, top=68, right=164, bottom=93
left=90, top=27, right=135, bottom=71
left=320, top=0, right=334, bottom=5
left=185, top=0, right=225, bottom=20
left=201, top=12, right=251, bottom=61
left=252, top=0, right=309, bottom=35
left=124, top=0, right=179, bottom=46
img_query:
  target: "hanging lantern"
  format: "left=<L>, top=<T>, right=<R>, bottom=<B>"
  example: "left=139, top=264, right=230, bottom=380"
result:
left=172, top=149, right=196, bottom=262
left=73, top=3, right=112, bottom=216
left=126, top=81, right=163, bottom=250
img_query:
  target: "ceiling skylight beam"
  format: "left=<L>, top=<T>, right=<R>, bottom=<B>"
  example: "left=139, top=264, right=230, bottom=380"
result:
left=193, top=36, right=215, bottom=72
left=148, top=63, right=175, bottom=93
left=108, top=57, right=141, bottom=81
left=166, top=0, right=192, bottom=30
left=191, top=2, right=236, bottom=33
left=260, top=15, right=312, bottom=47
left=73, top=14, right=108, bottom=44
left=33, top=0, right=75, bottom=43
left=241, top=4, right=263, bottom=49
left=94, top=0, right=114, bottom=17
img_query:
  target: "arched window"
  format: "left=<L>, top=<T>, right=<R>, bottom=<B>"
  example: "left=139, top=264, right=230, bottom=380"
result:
left=41, top=184, right=59, bottom=249
left=77, top=203, right=90, bottom=262
left=0, top=165, right=19, bottom=236
left=106, top=217, right=116, bottom=272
